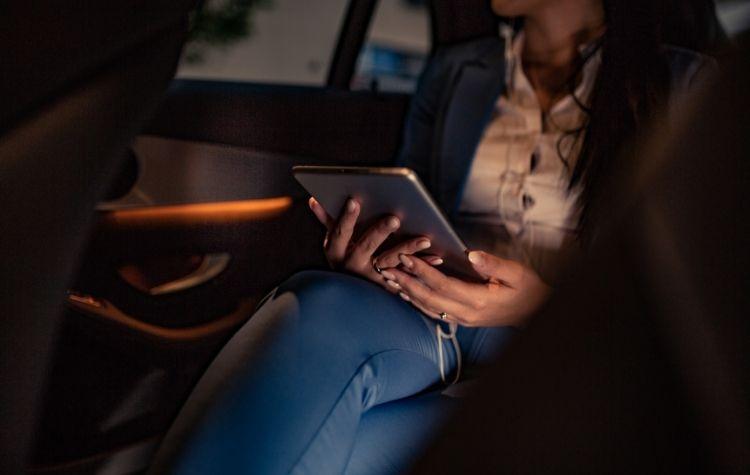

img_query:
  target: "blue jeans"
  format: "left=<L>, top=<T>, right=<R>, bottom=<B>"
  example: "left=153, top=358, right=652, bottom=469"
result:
left=173, top=271, right=515, bottom=474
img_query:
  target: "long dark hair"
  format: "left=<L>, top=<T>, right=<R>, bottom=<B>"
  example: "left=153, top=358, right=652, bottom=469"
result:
left=569, top=0, right=670, bottom=239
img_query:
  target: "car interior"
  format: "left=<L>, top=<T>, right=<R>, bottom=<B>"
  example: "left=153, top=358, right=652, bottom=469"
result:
left=0, top=0, right=747, bottom=474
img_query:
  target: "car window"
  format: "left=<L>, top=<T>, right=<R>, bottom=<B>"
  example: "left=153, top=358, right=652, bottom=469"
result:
left=176, top=0, right=350, bottom=85
left=716, top=0, right=750, bottom=36
left=351, top=0, right=430, bottom=93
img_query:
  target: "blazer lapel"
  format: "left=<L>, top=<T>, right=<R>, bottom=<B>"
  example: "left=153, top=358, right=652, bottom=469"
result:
left=434, top=41, right=507, bottom=215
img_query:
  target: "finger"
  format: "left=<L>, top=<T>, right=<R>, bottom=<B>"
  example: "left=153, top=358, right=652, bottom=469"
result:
left=326, top=198, right=360, bottom=262
left=382, top=276, right=403, bottom=295
left=399, top=285, right=464, bottom=325
left=308, top=197, right=334, bottom=229
left=374, top=237, right=432, bottom=269
left=353, top=262, right=401, bottom=295
left=398, top=292, right=453, bottom=322
left=397, top=254, right=479, bottom=307
left=387, top=268, right=468, bottom=324
left=467, top=250, right=523, bottom=285
left=347, top=215, right=400, bottom=269
left=422, top=255, right=444, bottom=266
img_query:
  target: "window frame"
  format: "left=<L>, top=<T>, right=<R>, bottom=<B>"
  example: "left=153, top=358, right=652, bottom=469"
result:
left=327, top=0, right=380, bottom=90
left=328, top=0, right=435, bottom=92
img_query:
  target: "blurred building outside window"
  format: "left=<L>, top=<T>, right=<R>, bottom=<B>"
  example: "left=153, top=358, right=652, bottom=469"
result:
left=351, top=0, right=430, bottom=93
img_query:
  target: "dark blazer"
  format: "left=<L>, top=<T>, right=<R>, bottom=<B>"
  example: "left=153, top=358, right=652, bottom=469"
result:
left=397, top=36, right=715, bottom=219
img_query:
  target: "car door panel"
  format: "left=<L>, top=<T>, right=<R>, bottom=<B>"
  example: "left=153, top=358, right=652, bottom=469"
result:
left=28, top=1, right=420, bottom=472
left=146, top=80, right=411, bottom=164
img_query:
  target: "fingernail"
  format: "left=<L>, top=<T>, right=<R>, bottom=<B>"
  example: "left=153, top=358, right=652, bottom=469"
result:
left=467, top=251, right=482, bottom=265
left=386, top=280, right=401, bottom=290
left=399, top=292, right=411, bottom=302
left=387, top=216, right=400, bottom=229
left=399, top=254, right=413, bottom=268
left=430, top=258, right=444, bottom=266
left=381, top=270, right=396, bottom=280
left=347, top=199, right=357, bottom=212
left=309, top=197, right=317, bottom=208
left=416, top=239, right=431, bottom=250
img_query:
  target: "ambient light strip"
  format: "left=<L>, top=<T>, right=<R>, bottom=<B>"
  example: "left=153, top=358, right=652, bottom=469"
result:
left=99, top=196, right=293, bottom=228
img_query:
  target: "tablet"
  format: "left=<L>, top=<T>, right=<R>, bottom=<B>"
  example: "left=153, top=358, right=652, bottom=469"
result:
left=293, top=165, right=482, bottom=281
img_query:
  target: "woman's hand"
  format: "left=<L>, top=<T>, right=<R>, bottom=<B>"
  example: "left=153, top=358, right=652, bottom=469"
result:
left=384, top=251, right=552, bottom=327
left=308, top=197, right=441, bottom=292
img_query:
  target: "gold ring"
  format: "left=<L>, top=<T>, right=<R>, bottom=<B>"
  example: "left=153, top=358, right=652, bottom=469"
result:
left=373, top=259, right=383, bottom=274
left=439, top=312, right=448, bottom=321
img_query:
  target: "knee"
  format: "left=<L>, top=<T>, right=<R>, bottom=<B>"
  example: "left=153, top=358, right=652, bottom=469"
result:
left=273, top=270, right=382, bottom=326
left=279, top=270, right=369, bottom=301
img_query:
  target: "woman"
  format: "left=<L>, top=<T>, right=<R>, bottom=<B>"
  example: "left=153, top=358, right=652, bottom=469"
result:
left=168, top=0, right=714, bottom=473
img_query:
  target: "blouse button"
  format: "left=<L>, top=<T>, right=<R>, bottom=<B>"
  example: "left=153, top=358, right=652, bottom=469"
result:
left=522, top=193, right=535, bottom=209
left=530, top=150, right=539, bottom=172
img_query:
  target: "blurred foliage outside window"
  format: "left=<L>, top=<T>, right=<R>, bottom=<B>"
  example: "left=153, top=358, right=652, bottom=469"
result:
left=184, top=0, right=272, bottom=64
left=176, top=0, right=349, bottom=85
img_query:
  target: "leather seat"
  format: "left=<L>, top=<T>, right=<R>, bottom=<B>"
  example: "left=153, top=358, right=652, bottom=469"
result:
left=0, top=1, right=195, bottom=472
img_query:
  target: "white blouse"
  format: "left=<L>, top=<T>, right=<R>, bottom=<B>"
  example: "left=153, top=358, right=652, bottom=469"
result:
left=457, top=32, right=601, bottom=280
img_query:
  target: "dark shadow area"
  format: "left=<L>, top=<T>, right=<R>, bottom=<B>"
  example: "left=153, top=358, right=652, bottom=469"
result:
left=412, top=31, right=749, bottom=475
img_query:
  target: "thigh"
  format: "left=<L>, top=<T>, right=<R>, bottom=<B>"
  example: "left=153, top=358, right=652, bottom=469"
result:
left=458, top=325, right=519, bottom=367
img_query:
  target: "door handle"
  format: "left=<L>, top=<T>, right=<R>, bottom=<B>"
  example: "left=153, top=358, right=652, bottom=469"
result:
left=117, top=252, right=231, bottom=296
left=146, top=252, right=231, bottom=295
left=66, top=292, right=255, bottom=342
